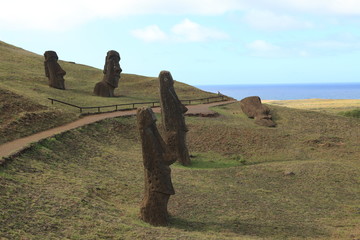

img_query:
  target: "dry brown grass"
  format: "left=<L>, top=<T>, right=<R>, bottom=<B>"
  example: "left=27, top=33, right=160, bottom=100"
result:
left=264, top=99, right=360, bottom=114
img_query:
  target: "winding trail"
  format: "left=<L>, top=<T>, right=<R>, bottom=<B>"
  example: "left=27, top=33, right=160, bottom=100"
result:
left=0, top=100, right=236, bottom=161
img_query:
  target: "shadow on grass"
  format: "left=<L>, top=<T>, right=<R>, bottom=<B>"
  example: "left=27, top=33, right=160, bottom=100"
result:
left=170, top=217, right=328, bottom=239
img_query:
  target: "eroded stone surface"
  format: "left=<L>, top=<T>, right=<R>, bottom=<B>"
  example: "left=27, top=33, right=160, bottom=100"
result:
left=137, top=107, right=176, bottom=226
left=44, top=51, right=66, bottom=90
left=240, top=96, right=276, bottom=127
left=94, top=50, right=122, bottom=97
left=159, top=70, right=191, bottom=165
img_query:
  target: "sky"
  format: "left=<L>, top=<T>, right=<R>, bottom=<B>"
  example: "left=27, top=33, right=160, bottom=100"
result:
left=1, top=0, right=360, bottom=86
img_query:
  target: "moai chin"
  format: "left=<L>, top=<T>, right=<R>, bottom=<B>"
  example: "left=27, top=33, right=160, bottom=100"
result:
left=137, top=107, right=176, bottom=226
left=94, top=50, right=122, bottom=97
left=240, top=96, right=276, bottom=127
left=159, top=70, right=191, bottom=166
left=44, top=51, right=66, bottom=90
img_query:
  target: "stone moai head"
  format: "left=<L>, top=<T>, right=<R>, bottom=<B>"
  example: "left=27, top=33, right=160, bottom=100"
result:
left=159, top=71, right=188, bottom=132
left=103, top=50, right=122, bottom=88
left=240, top=96, right=276, bottom=127
left=94, top=50, right=122, bottom=97
left=159, top=71, right=187, bottom=114
left=158, top=71, right=190, bottom=166
left=137, top=107, right=157, bottom=130
left=44, top=51, right=66, bottom=90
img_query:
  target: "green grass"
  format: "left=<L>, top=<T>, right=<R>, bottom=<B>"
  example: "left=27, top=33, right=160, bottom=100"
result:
left=174, top=152, right=244, bottom=169
left=0, top=40, right=218, bottom=144
left=1, top=103, right=359, bottom=239
left=339, top=109, right=360, bottom=118
left=1, top=40, right=360, bottom=239
left=0, top=40, right=216, bottom=109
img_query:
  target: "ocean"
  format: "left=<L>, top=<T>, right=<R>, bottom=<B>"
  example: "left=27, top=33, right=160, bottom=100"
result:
left=196, top=83, right=360, bottom=100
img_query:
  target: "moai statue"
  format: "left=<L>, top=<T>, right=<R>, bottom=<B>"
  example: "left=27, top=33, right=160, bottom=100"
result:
left=240, top=96, right=276, bottom=127
left=94, top=50, right=122, bottom=97
left=44, top=51, right=66, bottom=90
left=159, top=70, right=191, bottom=166
left=137, top=107, right=176, bottom=226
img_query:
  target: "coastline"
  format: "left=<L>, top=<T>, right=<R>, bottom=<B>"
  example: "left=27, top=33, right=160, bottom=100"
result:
left=197, top=83, right=360, bottom=101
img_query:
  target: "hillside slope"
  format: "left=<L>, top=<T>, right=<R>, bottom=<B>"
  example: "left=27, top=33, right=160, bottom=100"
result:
left=1, top=103, right=359, bottom=239
left=0, top=40, right=217, bottom=144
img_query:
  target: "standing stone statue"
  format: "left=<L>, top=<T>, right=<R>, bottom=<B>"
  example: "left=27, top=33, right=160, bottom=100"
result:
left=240, top=96, right=276, bottom=127
left=159, top=70, right=191, bottom=166
left=94, top=50, right=122, bottom=97
left=44, top=51, right=66, bottom=90
left=137, top=107, right=176, bottom=226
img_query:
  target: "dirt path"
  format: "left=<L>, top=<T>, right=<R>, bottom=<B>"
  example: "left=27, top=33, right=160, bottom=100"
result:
left=0, top=100, right=236, bottom=161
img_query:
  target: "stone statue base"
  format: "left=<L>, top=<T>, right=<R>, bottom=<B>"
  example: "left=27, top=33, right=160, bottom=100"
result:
left=140, top=192, right=171, bottom=226
left=93, top=81, right=115, bottom=97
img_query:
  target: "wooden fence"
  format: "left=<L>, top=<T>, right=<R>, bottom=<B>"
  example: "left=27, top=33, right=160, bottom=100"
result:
left=48, top=95, right=229, bottom=114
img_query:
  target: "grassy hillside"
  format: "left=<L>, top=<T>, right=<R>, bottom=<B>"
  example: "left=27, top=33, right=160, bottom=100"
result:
left=0, top=41, right=214, bottom=105
left=0, top=40, right=217, bottom=144
left=1, top=102, right=359, bottom=239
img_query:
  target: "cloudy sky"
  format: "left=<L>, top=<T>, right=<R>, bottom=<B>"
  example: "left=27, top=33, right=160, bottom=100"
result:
left=1, top=0, right=360, bottom=85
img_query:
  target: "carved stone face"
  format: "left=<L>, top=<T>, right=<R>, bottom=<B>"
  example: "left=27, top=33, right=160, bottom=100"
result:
left=103, top=50, right=122, bottom=88
left=44, top=51, right=66, bottom=89
left=137, top=107, right=157, bottom=129
left=159, top=71, right=188, bottom=114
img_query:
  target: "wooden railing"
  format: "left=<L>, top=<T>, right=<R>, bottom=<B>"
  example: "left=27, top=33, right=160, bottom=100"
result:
left=48, top=95, right=229, bottom=114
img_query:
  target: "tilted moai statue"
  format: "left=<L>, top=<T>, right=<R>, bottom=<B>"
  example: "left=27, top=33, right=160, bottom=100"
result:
left=240, top=96, right=276, bottom=127
left=44, top=51, right=66, bottom=90
left=94, top=50, right=122, bottom=97
left=137, top=107, right=177, bottom=226
left=159, top=70, right=191, bottom=166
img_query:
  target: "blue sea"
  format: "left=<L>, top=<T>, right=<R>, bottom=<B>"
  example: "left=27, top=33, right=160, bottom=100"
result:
left=196, top=83, right=360, bottom=100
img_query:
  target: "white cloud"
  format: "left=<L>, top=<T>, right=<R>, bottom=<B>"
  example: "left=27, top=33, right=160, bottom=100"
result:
left=244, top=10, right=313, bottom=31
left=1, top=0, right=360, bottom=31
left=132, top=19, right=228, bottom=43
left=247, top=40, right=280, bottom=53
left=246, top=34, right=360, bottom=58
left=268, top=0, right=360, bottom=15
left=131, top=25, right=168, bottom=42
left=0, top=0, right=245, bottom=31
left=171, top=19, right=229, bottom=42
left=242, top=0, right=360, bottom=16
left=246, top=40, right=307, bottom=57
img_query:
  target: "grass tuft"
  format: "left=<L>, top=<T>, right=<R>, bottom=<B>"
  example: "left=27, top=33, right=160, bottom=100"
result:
left=339, top=109, right=360, bottom=118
